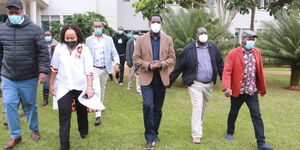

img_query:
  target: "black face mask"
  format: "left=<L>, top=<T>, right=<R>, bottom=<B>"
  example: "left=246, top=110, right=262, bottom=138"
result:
left=65, top=41, right=78, bottom=49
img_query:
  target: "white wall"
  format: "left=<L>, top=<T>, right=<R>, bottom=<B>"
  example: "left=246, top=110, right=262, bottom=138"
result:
left=229, top=9, right=274, bottom=33
left=117, top=0, right=148, bottom=31
left=41, top=0, right=97, bottom=15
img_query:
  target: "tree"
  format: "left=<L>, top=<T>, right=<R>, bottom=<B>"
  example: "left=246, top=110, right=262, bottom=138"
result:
left=132, top=0, right=175, bottom=20
left=162, top=8, right=235, bottom=56
left=256, top=11, right=300, bottom=89
left=64, top=12, right=115, bottom=38
left=268, top=0, right=300, bottom=16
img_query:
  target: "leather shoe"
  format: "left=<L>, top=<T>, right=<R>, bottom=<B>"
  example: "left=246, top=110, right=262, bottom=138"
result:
left=80, top=133, right=88, bottom=139
left=144, top=141, right=153, bottom=150
left=94, top=117, right=102, bottom=126
left=4, top=137, right=22, bottom=149
left=31, top=131, right=41, bottom=141
left=257, top=144, right=273, bottom=150
left=192, top=137, right=201, bottom=144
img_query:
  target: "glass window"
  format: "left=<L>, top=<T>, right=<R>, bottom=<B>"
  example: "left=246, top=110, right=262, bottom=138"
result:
left=41, top=15, right=50, bottom=31
left=51, top=15, right=60, bottom=23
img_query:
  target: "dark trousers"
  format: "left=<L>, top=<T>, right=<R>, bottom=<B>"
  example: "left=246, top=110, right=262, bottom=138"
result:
left=141, top=76, right=166, bottom=142
left=227, top=93, right=265, bottom=146
left=116, top=55, right=126, bottom=83
left=58, top=90, right=88, bottom=150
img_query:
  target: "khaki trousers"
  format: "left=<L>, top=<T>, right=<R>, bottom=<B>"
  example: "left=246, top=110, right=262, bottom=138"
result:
left=188, top=81, right=213, bottom=138
left=93, top=67, right=108, bottom=118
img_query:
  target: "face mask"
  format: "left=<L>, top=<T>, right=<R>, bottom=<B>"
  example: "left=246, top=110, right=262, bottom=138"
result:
left=8, top=15, right=23, bottom=25
left=94, top=28, right=102, bottom=35
left=198, top=34, right=208, bottom=43
left=133, top=35, right=139, bottom=39
left=150, top=23, right=161, bottom=33
left=44, top=36, right=52, bottom=43
left=65, top=41, right=78, bottom=49
left=245, top=40, right=255, bottom=50
left=118, top=31, right=124, bottom=35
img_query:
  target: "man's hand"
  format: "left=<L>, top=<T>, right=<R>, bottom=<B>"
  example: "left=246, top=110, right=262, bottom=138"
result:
left=150, top=60, right=161, bottom=70
left=39, top=73, right=47, bottom=84
left=85, top=88, right=94, bottom=99
left=114, top=64, right=120, bottom=72
left=224, top=88, right=232, bottom=97
left=135, top=70, right=139, bottom=75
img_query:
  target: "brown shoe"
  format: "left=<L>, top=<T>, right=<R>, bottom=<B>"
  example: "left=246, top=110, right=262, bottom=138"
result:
left=4, top=137, right=22, bottom=149
left=192, top=137, right=201, bottom=144
left=31, top=131, right=41, bottom=141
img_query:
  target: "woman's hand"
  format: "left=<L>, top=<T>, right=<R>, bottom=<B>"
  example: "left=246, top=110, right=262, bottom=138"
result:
left=85, top=87, right=94, bottom=98
left=49, top=84, right=56, bottom=96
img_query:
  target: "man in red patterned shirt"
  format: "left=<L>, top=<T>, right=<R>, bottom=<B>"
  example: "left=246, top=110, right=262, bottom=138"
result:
left=222, top=30, right=273, bottom=150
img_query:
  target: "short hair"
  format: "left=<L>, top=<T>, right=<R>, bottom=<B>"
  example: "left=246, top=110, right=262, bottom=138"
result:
left=149, top=14, right=163, bottom=22
left=60, top=24, right=84, bottom=43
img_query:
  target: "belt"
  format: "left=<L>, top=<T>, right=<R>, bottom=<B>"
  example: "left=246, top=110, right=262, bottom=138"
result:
left=198, top=81, right=211, bottom=84
left=93, top=65, right=106, bottom=69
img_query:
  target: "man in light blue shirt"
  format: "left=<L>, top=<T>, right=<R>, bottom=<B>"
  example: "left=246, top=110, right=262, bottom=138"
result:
left=86, top=20, right=120, bottom=126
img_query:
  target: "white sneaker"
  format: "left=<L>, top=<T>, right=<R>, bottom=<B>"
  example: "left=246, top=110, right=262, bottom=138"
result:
left=127, top=87, right=131, bottom=90
left=119, top=83, right=124, bottom=86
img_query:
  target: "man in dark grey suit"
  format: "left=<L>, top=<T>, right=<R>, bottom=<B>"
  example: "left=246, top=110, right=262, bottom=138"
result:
left=126, top=31, right=141, bottom=94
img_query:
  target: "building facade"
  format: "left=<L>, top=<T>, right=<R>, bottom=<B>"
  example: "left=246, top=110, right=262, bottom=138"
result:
left=0, top=0, right=275, bottom=41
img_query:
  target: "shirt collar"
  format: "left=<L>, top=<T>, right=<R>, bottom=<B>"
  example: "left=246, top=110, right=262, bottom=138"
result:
left=196, top=41, right=208, bottom=48
left=242, top=47, right=253, bottom=54
left=150, top=31, right=160, bottom=40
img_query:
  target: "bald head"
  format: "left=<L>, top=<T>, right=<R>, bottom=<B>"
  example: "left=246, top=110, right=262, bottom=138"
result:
left=196, top=27, right=208, bottom=36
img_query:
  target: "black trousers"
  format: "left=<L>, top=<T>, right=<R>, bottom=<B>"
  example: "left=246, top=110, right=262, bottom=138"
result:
left=227, top=93, right=265, bottom=146
left=58, top=90, right=88, bottom=150
left=141, top=76, right=166, bottom=142
left=116, top=55, right=126, bottom=83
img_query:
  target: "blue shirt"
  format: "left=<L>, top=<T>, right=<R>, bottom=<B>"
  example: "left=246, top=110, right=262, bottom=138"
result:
left=196, top=42, right=213, bottom=82
left=150, top=32, right=161, bottom=77
left=151, top=33, right=160, bottom=60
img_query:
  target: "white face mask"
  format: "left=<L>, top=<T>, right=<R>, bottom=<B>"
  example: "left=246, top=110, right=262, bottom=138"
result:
left=199, top=34, right=208, bottom=43
left=150, top=23, right=161, bottom=33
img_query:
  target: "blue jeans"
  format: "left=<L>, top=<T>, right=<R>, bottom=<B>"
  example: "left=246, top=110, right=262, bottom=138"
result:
left=1, top=77, right=39, bottom=138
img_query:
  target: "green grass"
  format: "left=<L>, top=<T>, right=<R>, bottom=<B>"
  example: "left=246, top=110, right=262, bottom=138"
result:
left=0, top=74, right=299, bottom=150
left=264, top=67, right=290, bottom=72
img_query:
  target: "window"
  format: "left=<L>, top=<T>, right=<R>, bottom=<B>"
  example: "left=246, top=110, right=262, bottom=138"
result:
left=41, top=15, right=50, bottom=31
left=51, top=15, right=60, bottom=23
left=0, top=14, right=8, bottom=24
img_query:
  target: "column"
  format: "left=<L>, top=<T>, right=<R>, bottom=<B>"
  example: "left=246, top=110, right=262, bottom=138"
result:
left=30, top=0, right=37, bottom=23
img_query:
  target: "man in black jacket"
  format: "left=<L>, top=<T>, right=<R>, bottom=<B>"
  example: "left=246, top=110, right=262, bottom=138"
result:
left=169, top=27, right=224, bottom=144
left=112, top=26, right=128, bottom=85
left=0, top=0, right=49, bottom=149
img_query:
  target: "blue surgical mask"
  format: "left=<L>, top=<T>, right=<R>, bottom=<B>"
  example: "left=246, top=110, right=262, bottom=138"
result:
left=133, top=35, right=139, bottom=39
left=44, top=36, right=52, bottom=43
left=94, top=28, right=102, bottom=35
left=118, top=31, right=124, bottom=35
left=245, top=41, right=255, bottom=50
left=8, top=15, right=23, bottom=25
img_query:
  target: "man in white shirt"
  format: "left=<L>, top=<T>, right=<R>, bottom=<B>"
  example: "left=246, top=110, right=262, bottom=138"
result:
left=86, top=20, right=120, bottom=126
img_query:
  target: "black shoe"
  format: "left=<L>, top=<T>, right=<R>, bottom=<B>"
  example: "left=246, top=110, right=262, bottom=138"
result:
left=41, top=89, right=49, bottom=107
left=144, top=142, right=154, bottom=150
left=94, top=117, right=102, bottom=126
left=80, top=133, right=88, bottom=139
left=3, top=122, right=8, bottom=126
left=153, top=137, right=160, bottom=145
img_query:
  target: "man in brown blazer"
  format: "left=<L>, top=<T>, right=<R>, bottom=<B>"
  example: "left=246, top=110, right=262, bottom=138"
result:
left=133, top=14, right=176, bottom=150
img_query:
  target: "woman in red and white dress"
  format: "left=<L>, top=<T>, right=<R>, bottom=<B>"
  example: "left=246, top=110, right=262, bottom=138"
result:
left=49, top=24, right=94, bottom=150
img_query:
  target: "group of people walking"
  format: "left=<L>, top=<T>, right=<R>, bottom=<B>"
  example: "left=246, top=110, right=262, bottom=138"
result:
left=0, top=0, right=274, bottom=150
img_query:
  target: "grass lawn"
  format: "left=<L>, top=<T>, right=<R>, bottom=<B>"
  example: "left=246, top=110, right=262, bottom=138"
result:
left=0, top=74, right=299, bottom=150
left=264, top=67, right=290, bottom=72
